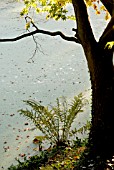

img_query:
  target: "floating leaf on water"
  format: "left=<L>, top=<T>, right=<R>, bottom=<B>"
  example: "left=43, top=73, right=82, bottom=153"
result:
left=10, top=114, right=15, bottom=117
left=19, top=153, right=26, bottom=157
left=24, top=122, right=28, bottom=125
left=33, top=147, right=39, bottom=151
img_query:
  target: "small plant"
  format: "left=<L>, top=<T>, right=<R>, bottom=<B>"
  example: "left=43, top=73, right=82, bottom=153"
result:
left=18, top=93, right=89, bottom=147
left=40, top=138, right=88, bottom=170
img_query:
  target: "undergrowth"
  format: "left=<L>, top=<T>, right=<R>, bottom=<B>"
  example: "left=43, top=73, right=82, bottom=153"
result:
left=8, top=93, right=91, bottom=170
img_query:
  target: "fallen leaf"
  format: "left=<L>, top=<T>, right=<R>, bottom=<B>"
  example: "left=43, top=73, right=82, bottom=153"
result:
left=33, top=147, right=39, bottom=151
left=19, top=153, right=26, bottom=157
left=24, top=122, right=28, bottom=125
left=73, top=155, right=80, bottom=160
left=33, top=138, right=39, bottom=144
left=10, top=114, right=15, bottom=116
left=4, top=141, right=7, bottom=144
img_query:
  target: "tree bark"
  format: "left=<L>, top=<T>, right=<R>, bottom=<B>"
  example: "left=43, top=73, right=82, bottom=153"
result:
left=89, top=47, right=114, bottom=159
left=72, top=0, right=114, bottom=162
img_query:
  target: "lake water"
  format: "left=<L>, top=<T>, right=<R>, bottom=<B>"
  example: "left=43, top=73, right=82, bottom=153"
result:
left=0, top=0, right=108, bottom=169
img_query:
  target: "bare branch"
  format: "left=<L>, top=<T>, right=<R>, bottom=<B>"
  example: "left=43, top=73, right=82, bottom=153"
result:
left=0, top=28, right=80, bottom=44
left=27, top=35, right=46, bottom=63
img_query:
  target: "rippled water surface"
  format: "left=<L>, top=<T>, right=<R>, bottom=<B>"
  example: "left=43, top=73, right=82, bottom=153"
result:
left=0, top=1, right=108, bottom=169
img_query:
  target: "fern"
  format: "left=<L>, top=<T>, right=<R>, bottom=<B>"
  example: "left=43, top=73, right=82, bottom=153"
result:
left=18, top=93, right=90, bottom=146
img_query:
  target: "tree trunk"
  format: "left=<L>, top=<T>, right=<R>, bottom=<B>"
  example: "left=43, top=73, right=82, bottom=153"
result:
left=88, top=46, right=114, bottom=160
left=72, top=0, right=114, bottom=162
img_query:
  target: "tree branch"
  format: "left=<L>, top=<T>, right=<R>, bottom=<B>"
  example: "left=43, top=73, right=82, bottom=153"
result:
left=99, top=15, right=114, bottom=48
left=72, top=0, right=96, bottom=49
left=0, top=28, right=80, bottom=44
left=100, top=0, right=114, bottom=16
left=99, top=0, right=114, bottom=48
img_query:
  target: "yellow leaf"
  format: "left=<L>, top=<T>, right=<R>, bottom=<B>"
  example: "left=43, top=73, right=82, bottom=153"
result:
left=105, top=41, right=114, bottom=49
left=95, top=10, right=100, bottom=15
left=25, top=21, right=30, bottom=30
left=100, top=5, right=105, bottom=11
left=105, top=12, right=111, bottom=20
